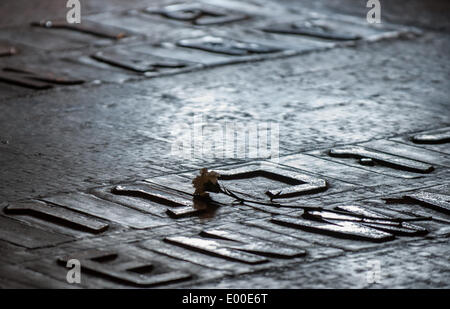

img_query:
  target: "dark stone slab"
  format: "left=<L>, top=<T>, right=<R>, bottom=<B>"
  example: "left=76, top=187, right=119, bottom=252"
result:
left=271, top=215, right=395, bottom=242
left=214, top=162, right=327, bottom=199
left=329, top=145, right=434, bottom=173
left=28, top=241, right=215, bottom=287
left=0, top=215, right=73, bottom=249
left=92, top=182, right=190, bottom=212
left=33, top=229, right=161, bottom=259
left=43, top=193, right=167, bottom=229
left=228, top=222, right=344, bottom=260
left=3, top=200, right=109, bottom=234
left=412, top=128, right=450, bottom=144
left=199, top=228, right=307, bottom=258
left=144, top=3, right=248, bottom=26
left=269, top=181, right=359, bottom=206
left=157, top=225, right=310, bottom=271
left=165, top=204, right=210, bottom=219
left=91, top=49, right=193, bottom=73
left=262, top=20, right=361, bottom=41
left=283, top=185, right=381, bottom=207
left=31, top=19, right=128, bottom=40
left=91, top=182, right=217, bottom=219
left=177, top=36, right=283, bottom=56
left=111, top=183, right=192, bottom=207
left=245, top=219, right=383, bottom=252
left=165, top=235, right=269, bottom=264
left=57, top=248, right=192, bottom=287
left=392, top=191, right=450, bottom=215
left=340, top=199, right=448, bottom=236
left=140, top=239, right=247, bottom=273
left=132, top=43, right=233, bottom=66
left=62, top=53, right=139, bottom=83
left=360, top=139, right=450, bottom=167
left=328, top=205, right=429, bottom=236
left=279, top=153, right=399, bottom=186
left=0, top=66, right=84, bottom=89
left=391, top=128, right=450, bottom=155
left=113, top=183, right=219, bottom=218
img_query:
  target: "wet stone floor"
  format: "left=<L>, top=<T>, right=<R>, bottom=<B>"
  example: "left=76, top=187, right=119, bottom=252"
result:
left=0, top=0, right=449, bottom=288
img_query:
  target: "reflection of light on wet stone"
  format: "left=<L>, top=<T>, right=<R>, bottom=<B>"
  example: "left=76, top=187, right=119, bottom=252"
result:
left=330, top=145, right=434, bottom=173
left=359, top=157, right=375, bottom=166
left=189, top=94, right=216, bottom=104
left=412, top=128, right=450, bottom=144
left=165, top=236, right=268, bottom=264
left=271, top=216, right=395, bottom=242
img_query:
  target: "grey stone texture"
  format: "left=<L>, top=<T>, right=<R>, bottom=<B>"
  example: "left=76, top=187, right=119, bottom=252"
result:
left=0, top=0, right=448, bottom=288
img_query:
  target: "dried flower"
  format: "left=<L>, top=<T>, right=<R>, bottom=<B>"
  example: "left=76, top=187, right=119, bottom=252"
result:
left=192, top=168, right=221, bottom=197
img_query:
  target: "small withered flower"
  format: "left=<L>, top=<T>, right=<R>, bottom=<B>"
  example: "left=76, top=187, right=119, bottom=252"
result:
left=192, top=168, right=221, bottom=197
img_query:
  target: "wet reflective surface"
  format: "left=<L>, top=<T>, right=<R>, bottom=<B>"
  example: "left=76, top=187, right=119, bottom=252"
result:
left=0, top=0, right=449, bottom=288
